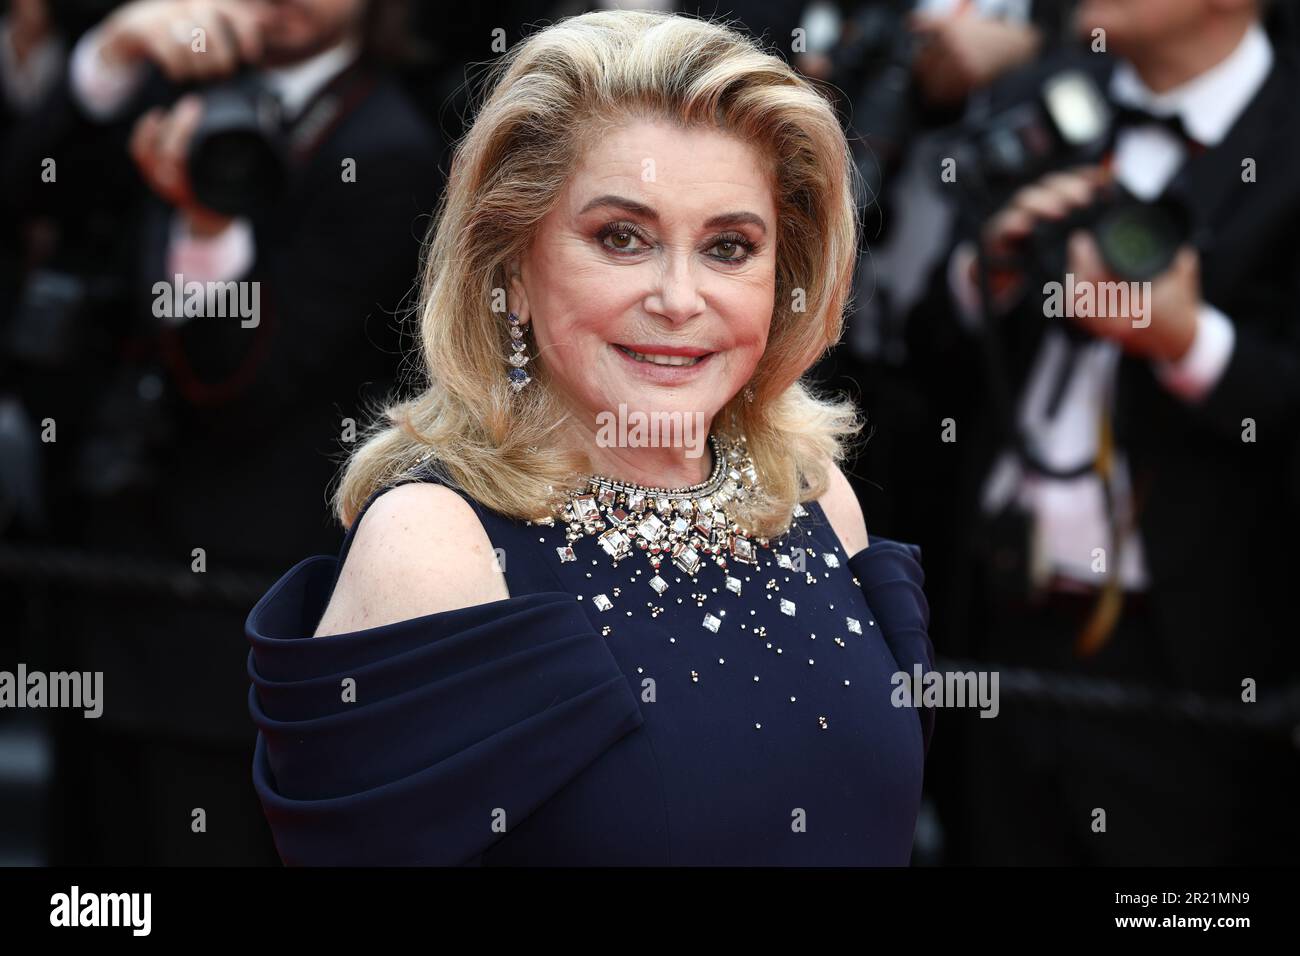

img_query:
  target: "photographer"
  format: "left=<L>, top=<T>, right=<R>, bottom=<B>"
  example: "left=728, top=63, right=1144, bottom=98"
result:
left=799, top=1, right=1075, bottom=551
left=928, top=0, right=1300, bottom=863
left=38, top=0, right=440, bottom=863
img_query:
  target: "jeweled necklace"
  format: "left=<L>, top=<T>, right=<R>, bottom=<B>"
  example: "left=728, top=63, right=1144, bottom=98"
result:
left=547, top=433, right=769, bottom=581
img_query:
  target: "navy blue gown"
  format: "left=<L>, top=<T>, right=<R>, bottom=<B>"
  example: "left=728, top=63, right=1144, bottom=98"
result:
left=246, top=459, right=934, bottom=865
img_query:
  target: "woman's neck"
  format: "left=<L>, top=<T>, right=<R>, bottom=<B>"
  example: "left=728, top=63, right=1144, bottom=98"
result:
left=574, top=418, right=717, bottom=490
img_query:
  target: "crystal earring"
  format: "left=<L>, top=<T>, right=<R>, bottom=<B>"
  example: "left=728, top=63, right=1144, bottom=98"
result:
left=506, top=311, right=531, bottom=391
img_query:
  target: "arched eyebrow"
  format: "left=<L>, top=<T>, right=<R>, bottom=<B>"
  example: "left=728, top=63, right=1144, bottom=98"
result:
left=578, top=194, right=768, bottom=236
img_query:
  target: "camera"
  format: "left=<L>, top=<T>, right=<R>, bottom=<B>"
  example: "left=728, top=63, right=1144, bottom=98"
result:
left=955, top=69, right=1192, bottom=282
left=1027, top=182, right=1191, bottom=282
left=965, top=69, right=1113, bottom=187
left=186, top=72, right=287, bottom=218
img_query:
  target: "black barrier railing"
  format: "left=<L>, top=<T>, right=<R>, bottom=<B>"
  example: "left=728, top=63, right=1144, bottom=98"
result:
left=0, top=544, right=272, bottom=607
left=2, top=544, right=1298, bottom=738
left=937, top=657, right=1300, bottom=740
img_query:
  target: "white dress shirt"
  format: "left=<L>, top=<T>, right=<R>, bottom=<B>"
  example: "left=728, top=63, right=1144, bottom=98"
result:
left=69, top=28, right=360, bottom=296
left=952, top=21, right=1273, bottom=590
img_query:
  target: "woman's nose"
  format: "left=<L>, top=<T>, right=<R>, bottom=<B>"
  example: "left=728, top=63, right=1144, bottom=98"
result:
left=646, top=252, right=705, bottom=325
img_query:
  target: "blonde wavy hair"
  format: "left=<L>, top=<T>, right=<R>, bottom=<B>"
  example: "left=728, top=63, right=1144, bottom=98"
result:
left=333, top=8, right=865, bottom=539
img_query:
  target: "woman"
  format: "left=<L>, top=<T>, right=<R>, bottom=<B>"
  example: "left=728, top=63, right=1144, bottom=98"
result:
left=246, top=8, right=934, bottom=866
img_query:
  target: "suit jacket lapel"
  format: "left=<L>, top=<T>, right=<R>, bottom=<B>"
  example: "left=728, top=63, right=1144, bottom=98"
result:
left=1161, top=60, right=1289, bottom=248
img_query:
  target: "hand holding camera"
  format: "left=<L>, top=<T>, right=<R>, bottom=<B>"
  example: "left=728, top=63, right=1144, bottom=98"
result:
left=129, top=93, right=234, bottom=234
left=96, top=0, right=288, bottom=220
left=97, top=0, right=273, bottom=82
left=980, top=165, right=1202, bottom=363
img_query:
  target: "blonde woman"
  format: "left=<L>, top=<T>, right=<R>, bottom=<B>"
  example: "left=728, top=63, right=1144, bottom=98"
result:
left=246, top=9, right=934, bottom=866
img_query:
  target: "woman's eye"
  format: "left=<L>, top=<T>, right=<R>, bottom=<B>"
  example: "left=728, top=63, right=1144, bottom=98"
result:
left=710, top=236, right=754, bottom=263
left=599, top=223, right=649, bottom=253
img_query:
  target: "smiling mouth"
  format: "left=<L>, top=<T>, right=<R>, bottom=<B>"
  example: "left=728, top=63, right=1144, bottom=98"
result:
left=613, top=344, right=713, bottom=367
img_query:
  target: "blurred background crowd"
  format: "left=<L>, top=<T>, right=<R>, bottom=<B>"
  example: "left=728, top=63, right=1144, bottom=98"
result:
left=2, top=0, right=1298, bottom=865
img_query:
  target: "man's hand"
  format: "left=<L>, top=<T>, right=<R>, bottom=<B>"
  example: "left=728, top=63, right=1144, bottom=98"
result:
left=975, top=166, right=1109, bottom=311
left=129, top=93, right=231, bottom=234
left=980, top=165, right=1203, bottom=361
left=98, top=0, right=273, bottom=82
left=982, top=166, right=1110, bottom=258
left=1066, top=232, right=1201, bottom=362
left=911, top=12, right=1042, bottom=107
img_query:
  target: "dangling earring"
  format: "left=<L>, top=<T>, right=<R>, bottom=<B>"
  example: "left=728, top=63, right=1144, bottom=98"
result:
left=506, top=311, right=531, bottom=391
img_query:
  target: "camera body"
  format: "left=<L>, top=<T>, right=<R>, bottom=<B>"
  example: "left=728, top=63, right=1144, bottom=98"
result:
left=187, top=72, right=287, bottom=218
left=1028, top=182, right=1192, bottom=283
left=957, top=68, right=1193, bottom=283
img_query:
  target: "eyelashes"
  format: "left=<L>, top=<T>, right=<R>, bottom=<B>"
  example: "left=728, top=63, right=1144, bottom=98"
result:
left=595, top=220, right=760, bottom=265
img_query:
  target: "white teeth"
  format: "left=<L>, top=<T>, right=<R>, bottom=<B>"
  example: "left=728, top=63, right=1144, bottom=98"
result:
left=617, top=345, right=705, bottom=366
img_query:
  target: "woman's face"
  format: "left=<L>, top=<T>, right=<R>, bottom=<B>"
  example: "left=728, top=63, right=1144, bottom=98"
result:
left=512, top=118, right=778, bottom=446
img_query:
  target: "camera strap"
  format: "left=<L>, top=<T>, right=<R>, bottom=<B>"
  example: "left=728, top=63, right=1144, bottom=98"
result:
left=283, top=61, right=380, bottom=168
left=1074, top=389, right=1131, bottom=657
left=984, top=142, right=1153, bottom=654
left=1063, top=147, right=1154, bottom=656
left=1066, top=147, right=1159, bottom=658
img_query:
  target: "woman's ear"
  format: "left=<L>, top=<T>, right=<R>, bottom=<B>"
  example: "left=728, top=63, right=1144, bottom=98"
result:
left=506, top=258, right=530, bottom=325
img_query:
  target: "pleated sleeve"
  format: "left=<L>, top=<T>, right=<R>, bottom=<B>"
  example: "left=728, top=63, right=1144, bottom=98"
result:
left=847, top=537, right=936, bottom=756
left=245, top=555, right=645, bottom=865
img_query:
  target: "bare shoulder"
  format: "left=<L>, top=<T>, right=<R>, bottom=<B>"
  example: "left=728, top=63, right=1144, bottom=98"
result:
left=815, top=460, right=870, bottom=557
left=313, top=482, right=510, bottom=637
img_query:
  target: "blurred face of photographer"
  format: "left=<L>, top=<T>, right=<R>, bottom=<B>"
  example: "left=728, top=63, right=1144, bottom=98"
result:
left=1074, top=0, right=1261, bottom=88
left=257, top=0, right=365, bottom=66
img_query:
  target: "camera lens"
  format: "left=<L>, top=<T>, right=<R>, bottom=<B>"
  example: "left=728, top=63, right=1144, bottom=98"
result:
left=186, top=76, right=287, bottom=218
left=189, top=130, right=284, bottom=217
left=1093, top=200, right=1185, bottom=281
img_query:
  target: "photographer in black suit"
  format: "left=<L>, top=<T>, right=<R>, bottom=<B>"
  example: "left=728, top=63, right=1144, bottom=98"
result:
left=918, top=0, right=1300, bottom=863
left=28, top=0, right=441, bottom=863
left=66, top=0, right=438, bottom=563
